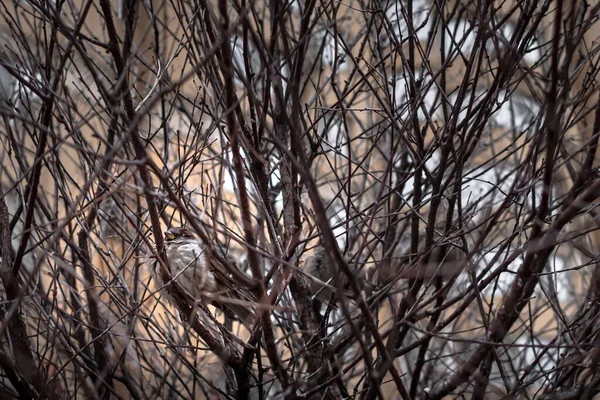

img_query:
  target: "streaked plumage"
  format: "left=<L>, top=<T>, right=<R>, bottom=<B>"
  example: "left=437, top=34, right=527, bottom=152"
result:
left=150, top=227, right=256, bottom=326
left=162, top=228, right=216, bottom=297
left=303, top=246, right=365, bottom=302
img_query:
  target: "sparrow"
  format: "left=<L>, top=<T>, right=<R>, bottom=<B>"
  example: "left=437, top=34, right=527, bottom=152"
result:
left=303, top=245, right=366, bottom=302
left=150, top=227, right=257, bottom=326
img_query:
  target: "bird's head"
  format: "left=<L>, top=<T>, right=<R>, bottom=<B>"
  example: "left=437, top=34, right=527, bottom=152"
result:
left=165, top=227, right=195, bottom=242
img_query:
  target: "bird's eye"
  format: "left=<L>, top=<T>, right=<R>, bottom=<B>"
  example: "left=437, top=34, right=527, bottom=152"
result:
left=181, top=229, right=193, bottom=237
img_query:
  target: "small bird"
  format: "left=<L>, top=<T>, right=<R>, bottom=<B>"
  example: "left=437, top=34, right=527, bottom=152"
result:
left=150, top=227, right=256, bottom=326
left=303, top=246, right=365, bottom=302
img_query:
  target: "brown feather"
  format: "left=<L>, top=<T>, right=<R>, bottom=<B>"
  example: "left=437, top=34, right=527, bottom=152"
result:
left=150, top=227, right=258, bottom=327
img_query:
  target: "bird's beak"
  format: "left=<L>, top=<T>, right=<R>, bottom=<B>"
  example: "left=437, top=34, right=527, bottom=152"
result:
left=165, top=231, right=176, bottom=241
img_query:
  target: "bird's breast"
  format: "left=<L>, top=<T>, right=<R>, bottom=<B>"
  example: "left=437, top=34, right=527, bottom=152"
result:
left=165, top=241, right=215, bottom=295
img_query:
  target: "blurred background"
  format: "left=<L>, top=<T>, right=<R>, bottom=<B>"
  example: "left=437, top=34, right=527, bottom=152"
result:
left=1, top=0, right=599, bottom=398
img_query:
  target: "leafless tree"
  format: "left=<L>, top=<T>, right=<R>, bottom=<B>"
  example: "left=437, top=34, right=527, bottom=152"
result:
left=1, top=0, right=600, bottom=398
